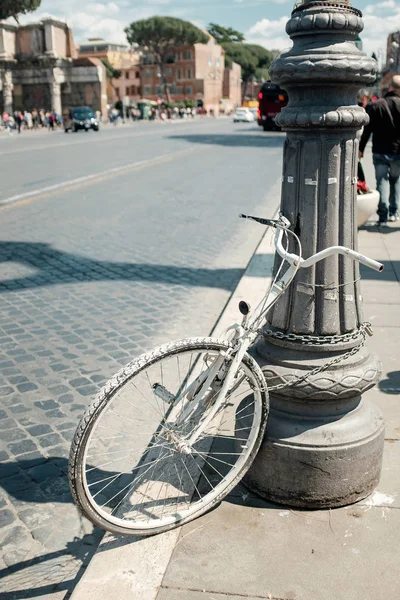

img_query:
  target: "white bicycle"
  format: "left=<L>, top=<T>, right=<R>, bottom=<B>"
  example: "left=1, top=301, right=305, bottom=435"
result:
left=69, top=214, right=383, bottom=536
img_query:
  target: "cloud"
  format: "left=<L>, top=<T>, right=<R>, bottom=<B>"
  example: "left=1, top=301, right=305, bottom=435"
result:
left=246, top=16, right=291, bottom=50
left=361, top=1, right=400, bottom=57
left=364, top=0, right=397, bottom=14
left=86, top=2, right=120, bottom=16
left=11, top=0, right=179, bottom=44
left=246, top=4, right=400, bottom=58
left=233, top=0, right=289, bottom=4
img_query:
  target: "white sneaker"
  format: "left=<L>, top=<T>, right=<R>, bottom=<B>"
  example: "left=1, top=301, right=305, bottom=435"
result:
left=388, top=213, right=399, bottom=222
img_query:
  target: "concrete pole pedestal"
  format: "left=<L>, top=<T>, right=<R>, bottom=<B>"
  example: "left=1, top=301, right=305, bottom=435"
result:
left=245, top=0, right=385, bottom=508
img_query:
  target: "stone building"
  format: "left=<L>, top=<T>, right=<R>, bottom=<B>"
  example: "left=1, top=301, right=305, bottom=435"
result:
left=140, top=34, right=229, bottom=114
left=222, top=61, right=242, bottom=113
left=0, top=19, right=107, bottom=117
left=78, top=39, right=141, bottom=105
left=379, top=30, right=400, bottom=93
left=386, top=30, right=400, bottom=72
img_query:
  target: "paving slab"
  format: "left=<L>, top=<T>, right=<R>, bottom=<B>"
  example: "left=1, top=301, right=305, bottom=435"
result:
left=158, top=589, right=263, bottom=600
left=371, top=390, right=400, bottom=439
left=161, top=499, right=400, bottom=600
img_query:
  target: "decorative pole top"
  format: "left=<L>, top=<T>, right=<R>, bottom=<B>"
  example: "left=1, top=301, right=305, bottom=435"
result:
left=270, top=0, right=376, bottom=130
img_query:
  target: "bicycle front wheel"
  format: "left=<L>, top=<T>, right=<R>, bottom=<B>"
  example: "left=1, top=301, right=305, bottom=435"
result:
left=69, top=337, right=268, bottom=536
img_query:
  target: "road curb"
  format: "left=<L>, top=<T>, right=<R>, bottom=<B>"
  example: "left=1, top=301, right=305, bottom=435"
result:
left=69, top=206, right=279, bottom=600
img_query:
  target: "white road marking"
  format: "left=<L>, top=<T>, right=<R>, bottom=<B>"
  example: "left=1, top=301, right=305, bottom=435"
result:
left=0, top=148, right=196, bottom=208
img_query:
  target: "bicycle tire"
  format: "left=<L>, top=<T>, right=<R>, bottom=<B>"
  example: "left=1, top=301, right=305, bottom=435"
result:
left=69, top=337, right=268, bottom=536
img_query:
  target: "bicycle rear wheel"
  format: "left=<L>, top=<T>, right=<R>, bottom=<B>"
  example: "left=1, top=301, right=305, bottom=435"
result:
left=69, top=337, right=268, bottom=536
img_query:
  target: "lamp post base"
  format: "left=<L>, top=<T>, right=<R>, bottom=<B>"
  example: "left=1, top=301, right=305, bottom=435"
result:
left=245, top=341, right=385, bottom=508
left=244, top=402, right=384, bottom=508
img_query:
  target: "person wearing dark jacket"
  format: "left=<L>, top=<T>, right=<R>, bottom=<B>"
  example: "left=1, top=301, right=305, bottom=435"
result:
left=359, top=75, right=400, bottom=225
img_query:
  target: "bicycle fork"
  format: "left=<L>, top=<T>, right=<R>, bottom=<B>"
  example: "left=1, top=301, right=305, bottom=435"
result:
left=183, top=333, right=255, bottom=450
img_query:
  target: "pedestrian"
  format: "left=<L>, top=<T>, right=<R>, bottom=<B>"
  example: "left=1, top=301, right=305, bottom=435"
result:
left=111, top=107, right=119, bottom=125
left=2, top=111, right=9, bottom=131
left=359, top=75, right=400, bottom=225
left=14, top=110, right=23, bottom=134
left=24, top=110, right=33, bottom=129
left=48, top=112, right=56, bottom=130
left=7, top=114, right=14, bottom=135
left=32, top=108, right=38, bottom=129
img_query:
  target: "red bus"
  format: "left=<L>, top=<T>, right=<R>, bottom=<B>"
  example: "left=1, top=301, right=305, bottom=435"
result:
left=258, top=82, right=288, bottom=131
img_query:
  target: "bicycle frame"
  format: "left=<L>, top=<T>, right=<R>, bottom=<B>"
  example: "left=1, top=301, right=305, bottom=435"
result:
left=180, top=216, right=384, bottom=449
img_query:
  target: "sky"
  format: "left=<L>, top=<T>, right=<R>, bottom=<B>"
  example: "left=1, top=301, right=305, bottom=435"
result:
left=14, top=0, right=400, bottom=66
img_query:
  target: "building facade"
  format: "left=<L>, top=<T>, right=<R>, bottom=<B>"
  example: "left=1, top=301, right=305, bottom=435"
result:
left=386, top=30, right=400, bottom=73
left=0, top=19, right=107, bottom=117
left=140, top=35, right=228, bottom=114
left=379, top=30, right=400, bottom=93
left=78, top=39, right=141, bottom=105
left=222, top=61, right=242, bottom=113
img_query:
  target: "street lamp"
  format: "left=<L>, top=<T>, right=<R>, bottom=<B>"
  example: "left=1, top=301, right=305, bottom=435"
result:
left=245, top=0, right=384, bottom=508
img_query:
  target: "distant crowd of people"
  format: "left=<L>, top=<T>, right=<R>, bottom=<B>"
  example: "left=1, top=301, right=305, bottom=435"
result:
left=1, top=104, right=216, bottom=133
left=1, top=109, right=62, bottom=134
left=107, top=103, right=210, bottom=126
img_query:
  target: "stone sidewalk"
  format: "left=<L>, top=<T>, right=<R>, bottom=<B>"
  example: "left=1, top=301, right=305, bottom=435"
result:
left=71, top=211, right=400, bottom=600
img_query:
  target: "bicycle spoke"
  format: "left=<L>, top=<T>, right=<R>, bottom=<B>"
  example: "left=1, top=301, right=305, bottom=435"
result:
left=77, top=343, right=265, bottom=533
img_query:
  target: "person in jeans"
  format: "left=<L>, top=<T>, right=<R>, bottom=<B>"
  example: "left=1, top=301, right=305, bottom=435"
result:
left=359, top=75, right=400, bottom=225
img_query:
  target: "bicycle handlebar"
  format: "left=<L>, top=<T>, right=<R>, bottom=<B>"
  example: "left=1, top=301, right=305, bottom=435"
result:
left=240, top=213, right=384, bottom=272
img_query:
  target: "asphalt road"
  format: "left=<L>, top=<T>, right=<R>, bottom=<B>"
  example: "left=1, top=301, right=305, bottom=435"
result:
left=0, top=118, right=284, bottom=599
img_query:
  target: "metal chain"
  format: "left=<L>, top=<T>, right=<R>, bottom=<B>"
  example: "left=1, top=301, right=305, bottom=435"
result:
left=256, top=322, right=372, bottom=392
left=257, top=321, right=373, bottom=347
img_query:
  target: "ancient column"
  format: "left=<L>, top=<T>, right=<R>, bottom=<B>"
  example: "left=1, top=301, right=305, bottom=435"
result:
left=245, top=0, right=385, bottom=507
left=50, top=67, right=64, bottom=114
left=2, top=70, right=14, bottom=114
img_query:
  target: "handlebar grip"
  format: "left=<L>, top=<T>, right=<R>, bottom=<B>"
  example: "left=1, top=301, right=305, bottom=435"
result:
left=355, top=254, right=384, bottom=272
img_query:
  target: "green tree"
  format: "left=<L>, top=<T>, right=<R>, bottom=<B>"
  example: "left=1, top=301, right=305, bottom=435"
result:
left=207, top=23, right=245, bottom=44
left=101, top=59, right=124, bottom=121
left=125, top=16, right=209, bottom=101
left=101, top=58, right=122, bottom=99
left=223, top=42, right=273, bottom=101
left=0, top=0, right=41, bottom=21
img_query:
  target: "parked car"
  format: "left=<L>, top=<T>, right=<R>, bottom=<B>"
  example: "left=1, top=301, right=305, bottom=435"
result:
left=63, top=106, right=99, bottom=132
left=233, top=108, right=255, bottom=123
left=249, top=107, right=259, bottom=120
left=258, top=82, right=288, bottom=131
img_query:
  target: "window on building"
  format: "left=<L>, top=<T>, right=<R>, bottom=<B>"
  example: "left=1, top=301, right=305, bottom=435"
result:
left=186, top=86, right=192, bottom=95
left=177, top=69, right=182, bottom=80
left=143, top=85, right=152, bottom=95
left=125, top=72, right=129, bottom=79
left=144, top=69, right=152, bottom=78
left=185, top=50, right=191, bottom=60
left=187, top=68, right=192, bottom=79
left=166, top=67, right=173, bottom=77
left=176, top=51, right=181, bottom=61
left=175, top=86, right=182, bottom=94
left=208, top=56, right=213, bottom=66
left=135, top=71, right=139, bottom=78
left=216, top=57, right=221, bottom=67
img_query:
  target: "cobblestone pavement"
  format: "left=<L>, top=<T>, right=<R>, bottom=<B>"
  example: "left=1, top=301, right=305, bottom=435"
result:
left=0, top=119, right=283, bottom=599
